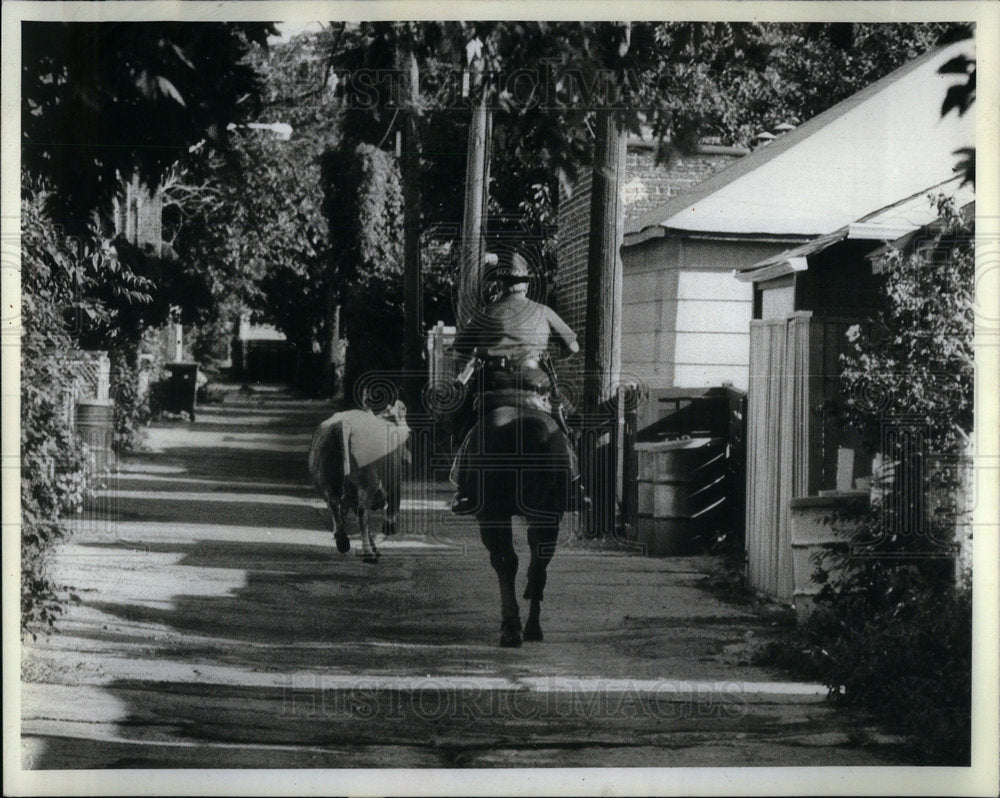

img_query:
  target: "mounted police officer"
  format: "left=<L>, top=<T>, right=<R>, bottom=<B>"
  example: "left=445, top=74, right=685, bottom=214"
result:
left=449, top=249, right=591, bottom=515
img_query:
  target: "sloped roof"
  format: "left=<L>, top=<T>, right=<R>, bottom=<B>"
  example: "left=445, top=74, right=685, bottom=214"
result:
left=624, top=39, right=975, bottom=244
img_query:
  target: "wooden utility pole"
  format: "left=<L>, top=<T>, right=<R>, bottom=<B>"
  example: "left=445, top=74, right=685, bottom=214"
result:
left=457, top=42, right=492, bottom=330
left=580, top=107, right=626, bottom=538
left=582, top=109, right=626, bottom=413
left=399, top=44, right=424, bottom=404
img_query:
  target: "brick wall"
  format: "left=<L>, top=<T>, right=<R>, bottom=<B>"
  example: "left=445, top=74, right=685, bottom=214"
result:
left=554, top=139, right=746, bottom=405
left=552, top=170, right=591, bottom=405
left=622, top=142, right=746, bottom=228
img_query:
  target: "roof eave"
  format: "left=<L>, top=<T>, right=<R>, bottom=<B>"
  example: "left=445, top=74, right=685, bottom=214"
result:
left=738, top=219, right=928, bottom=282
left=847, top=222, right=926, bottom=241
left=734, top=256, right=810, bottom=283
left=622, top=226, right=813, bottom=249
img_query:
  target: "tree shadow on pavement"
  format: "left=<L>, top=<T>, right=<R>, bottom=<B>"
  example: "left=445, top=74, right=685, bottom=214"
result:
left=84, top=537, right=478, bottom=649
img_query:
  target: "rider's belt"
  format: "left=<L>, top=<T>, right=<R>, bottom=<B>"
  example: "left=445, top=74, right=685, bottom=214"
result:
left=483, top=354, right=541, bottom=371
left=483, top=353, right=550, bottom=393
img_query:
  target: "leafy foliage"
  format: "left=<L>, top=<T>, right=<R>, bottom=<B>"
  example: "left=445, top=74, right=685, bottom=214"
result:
left=840, top=198, right=974, bottom=461
left=328, top=21, right=966, bottom=289
left=20, top=23, right=277, bottom=634
left=22, top=21, right=275, bottom=231
left=321, top=143, right=404, bottom=394
left=109, top=332, right=165, bottom=452
left=938, top=49, right=976, bottom=186
left=162, top=31, right=339, bottom=391
left=20, top=188, right=97, bottom=635
left=778, top=562, right=971, bottom=764
left=644, top=22, right=970, bottom=154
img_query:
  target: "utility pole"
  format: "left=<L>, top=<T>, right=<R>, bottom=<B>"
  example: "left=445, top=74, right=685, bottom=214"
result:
left=581, top=105, right=626, bottom=537
left=457, top=39, right=491, bottom=330
left=582, top=109, right=626, bottom=414
left=399, top=42, right=424, bottom=406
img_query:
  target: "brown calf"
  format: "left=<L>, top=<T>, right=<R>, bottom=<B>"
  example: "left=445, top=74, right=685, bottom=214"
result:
left=308, top=401, right=410, bottom=562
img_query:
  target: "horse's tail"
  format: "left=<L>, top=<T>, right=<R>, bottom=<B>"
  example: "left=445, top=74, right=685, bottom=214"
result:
left=476, top=404, right=573, bottom=519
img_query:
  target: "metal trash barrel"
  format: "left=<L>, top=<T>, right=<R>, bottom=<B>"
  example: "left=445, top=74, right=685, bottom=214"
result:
left=634, top=437, right=726, bottom=556
left=789, top=492, right=868, bottom=620
left=75, top=399, right=115, bottom=473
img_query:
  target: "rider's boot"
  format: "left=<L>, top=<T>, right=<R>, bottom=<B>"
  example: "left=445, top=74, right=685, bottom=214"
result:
left=451, top=490, right=477, bottom=515
left=450, top=425, right=478, bottom=515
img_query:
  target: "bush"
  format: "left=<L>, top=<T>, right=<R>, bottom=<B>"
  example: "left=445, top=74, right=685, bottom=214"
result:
left=793, top=552, right=971, bottom=764
left=20, top=188, right=97, bottom=635
left=110, top=327, right=167, bottom=450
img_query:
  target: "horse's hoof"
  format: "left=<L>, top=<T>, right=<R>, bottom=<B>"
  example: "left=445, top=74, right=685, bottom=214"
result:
left=499, top=631, right=522, bottom=648
left=523, top=621, right=543, bottom=642
left=362, top=554, right=380, bottom=564
left=335, top=536, right=351, bottom=554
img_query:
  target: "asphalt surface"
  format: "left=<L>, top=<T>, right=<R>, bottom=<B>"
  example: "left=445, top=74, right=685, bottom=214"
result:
left=20, top=389, right=905, bottom=770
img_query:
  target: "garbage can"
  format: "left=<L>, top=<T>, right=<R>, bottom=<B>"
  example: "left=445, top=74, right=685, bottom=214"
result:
left=789, top=492, right=869, bottom=621
left=634, top=437, right=726, bottom=556
left=75, top=399, right=115, bottom=473
left=163, top=361, right=199, bottom=420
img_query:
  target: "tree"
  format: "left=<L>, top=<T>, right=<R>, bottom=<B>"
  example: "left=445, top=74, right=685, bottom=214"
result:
left=156, top=30, right=341, bottom=391
left=322, top=22, right=966, bottom=403
left=321, top=144, right=405, bottom=397
left=644, top=22, right=971, bottom=154
left=22, top=21, right=275, bottom=231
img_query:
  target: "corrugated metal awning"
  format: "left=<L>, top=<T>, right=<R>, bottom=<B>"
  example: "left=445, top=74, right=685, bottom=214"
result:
left=734, top=228, right=849, bottom=282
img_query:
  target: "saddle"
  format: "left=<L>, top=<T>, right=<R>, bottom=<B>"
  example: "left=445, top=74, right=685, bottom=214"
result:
left=461, top=350, right=572, bottom=438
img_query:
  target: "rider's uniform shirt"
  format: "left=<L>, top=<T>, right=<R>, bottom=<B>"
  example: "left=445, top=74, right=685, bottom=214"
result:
left=449, top=290, right=581, bottom=500
left=452, top=292, right=578, bottom=358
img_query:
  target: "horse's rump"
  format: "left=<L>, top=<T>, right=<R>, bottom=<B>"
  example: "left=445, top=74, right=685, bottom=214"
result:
left=470, top=403, right=573, bottom=519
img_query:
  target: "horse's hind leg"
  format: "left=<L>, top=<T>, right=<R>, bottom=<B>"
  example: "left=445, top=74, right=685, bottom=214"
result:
left=480, top=518, right=521, bottom=647
left=523, top=518, right=561, bottom=642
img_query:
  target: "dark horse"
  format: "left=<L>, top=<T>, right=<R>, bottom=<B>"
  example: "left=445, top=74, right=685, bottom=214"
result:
left=466, top=394, right=574, bottom=647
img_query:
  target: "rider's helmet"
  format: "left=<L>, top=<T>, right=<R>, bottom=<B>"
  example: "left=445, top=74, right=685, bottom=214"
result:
left=494, top=251, right=531, bottom=283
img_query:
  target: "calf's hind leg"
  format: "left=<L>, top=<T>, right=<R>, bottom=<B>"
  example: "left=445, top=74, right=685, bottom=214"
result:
left=326, top=497, right=350, bottom=553
left=358, top=504, right=380, bottom=563
left=382, top=474, right=400, bottom=537
left=523, top=518, right=561, bottom=642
